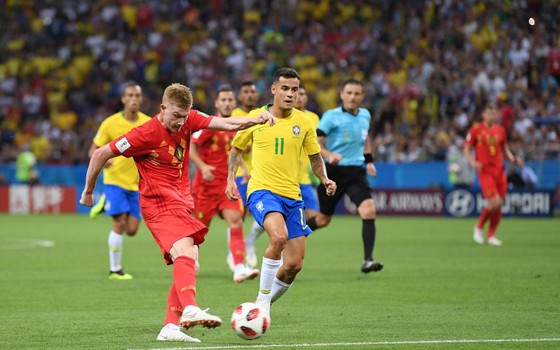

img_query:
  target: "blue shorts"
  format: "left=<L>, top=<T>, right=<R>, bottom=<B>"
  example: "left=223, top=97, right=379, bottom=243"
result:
left=300, top=184, right=319, bottom=212
left=103, top=184, right=142, bottom=220
left=235, top=176, right=249, bottom=206
left=247, top=190, right=312, bottom=240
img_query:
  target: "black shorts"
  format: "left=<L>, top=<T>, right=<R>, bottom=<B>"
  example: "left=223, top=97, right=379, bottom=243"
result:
left=317, top=164, right=372, bottom=216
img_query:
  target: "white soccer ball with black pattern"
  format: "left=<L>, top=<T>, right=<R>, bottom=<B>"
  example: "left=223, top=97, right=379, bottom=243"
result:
left=231, top=302, right=270, bottom=340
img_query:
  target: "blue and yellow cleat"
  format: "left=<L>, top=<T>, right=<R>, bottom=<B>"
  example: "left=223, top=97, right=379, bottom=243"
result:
left=89, top=193, right=106, bottom=219
left=108, top=270, right=133, bottom=280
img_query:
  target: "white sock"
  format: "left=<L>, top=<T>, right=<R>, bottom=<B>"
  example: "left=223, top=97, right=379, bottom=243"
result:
left=257, top=257, right=282, bottom=304
left=271, top=277, right=291, bottom=303
left=246, top=220, right=265, bottom=249
left=108, top=230, right=123, bottom=272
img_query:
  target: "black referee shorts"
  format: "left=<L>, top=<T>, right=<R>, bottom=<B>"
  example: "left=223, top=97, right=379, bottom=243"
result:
left=317, top=163, right=372, bottom=216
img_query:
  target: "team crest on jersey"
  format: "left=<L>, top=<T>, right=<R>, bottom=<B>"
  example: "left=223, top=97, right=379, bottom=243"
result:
left=175, top=144, right=184, bottom=161
left=293, top=125, right=301, bottom=135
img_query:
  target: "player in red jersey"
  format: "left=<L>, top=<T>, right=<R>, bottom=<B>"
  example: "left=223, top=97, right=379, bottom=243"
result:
left=190, top=86, right=259, bottom=283
left=464, top=103, right=522, bottom=246
left=80, top=83, right=275, bottom=343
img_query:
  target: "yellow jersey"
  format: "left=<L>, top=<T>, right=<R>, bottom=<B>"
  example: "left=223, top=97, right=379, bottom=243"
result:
left=298, top=109, right=320, bottom=184
left=232, top=107, right=254, bottom=177
left=232, top=105, right=321, bottom=200
left=93, top=111, right=151, bottom=191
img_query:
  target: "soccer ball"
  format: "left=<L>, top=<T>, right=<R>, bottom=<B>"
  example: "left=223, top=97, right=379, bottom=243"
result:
left=231, top=302, right=270, bottom=340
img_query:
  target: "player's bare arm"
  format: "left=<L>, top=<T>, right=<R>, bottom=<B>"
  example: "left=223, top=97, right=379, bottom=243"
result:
left=88, top=142, right=113, bottom=168
left=318, top=135, right=342, bottom=165
left=225, top=147, right=243, bottom=201
left=463, top=143, right=481, bottom=170
left=503, top=144, right=522, bottom=166
left=80, top=144, right=118, bottom=207
left=207, top=110, right=276, bottom=131
left=363, top=134, right=377, bottom=177
left=309, top=153, right=337, bottom=196
left=189, top=142, right=215, bottom=182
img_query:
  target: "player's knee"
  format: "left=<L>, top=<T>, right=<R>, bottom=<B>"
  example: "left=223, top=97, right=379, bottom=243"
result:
left=358, top=199, right=376, bottom=219
left=125, top=229, right=138, bottom=237
left=268, top=233, right=287, bottom=253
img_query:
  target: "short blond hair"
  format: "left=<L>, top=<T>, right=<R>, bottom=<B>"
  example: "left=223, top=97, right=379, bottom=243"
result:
left=162, top=83, right=193, bottom=109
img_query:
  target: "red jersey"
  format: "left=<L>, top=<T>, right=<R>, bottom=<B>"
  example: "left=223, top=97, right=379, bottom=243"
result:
left=465, top=122, right=507, bottom=175
left=191, top=128, right=236, bottom=196
left=109, top=110, right=214, bottom=219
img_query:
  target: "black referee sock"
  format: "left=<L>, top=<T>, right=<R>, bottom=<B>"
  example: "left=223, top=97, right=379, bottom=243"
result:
left=307, top=216, right=318, bottom=231
left=362, top=219, right=376, bottom=261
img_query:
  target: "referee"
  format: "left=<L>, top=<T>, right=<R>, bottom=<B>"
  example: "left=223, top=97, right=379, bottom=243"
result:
left=307, top=78, right=383, bottom=274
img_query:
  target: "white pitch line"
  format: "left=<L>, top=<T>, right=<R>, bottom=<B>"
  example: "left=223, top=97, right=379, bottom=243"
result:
left=0, top=239, right=55, bottom=250
left=135, top=337, right=560, bottom=350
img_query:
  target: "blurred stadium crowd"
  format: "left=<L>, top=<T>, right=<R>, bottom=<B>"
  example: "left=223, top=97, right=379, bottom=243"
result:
left=1, top=0, right=559, bottom=165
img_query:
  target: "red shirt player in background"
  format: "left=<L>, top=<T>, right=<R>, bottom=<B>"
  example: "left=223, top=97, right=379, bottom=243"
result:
left=80, top=83, right=275, bottom=343
left=190, top=86, right=259, bottom=283
left=464, top=102, right=522, bottom=246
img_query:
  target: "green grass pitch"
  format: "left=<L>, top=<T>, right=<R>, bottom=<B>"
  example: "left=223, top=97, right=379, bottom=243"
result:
left=0, top=214, right=559, bottom=349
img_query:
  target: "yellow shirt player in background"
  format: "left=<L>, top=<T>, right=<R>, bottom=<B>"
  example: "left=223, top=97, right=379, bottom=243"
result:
left=226, top=68, right=336, bottom=316
left=244, top=84, right=321, bottom=262
left=88, top=82, right=151, bottom=280
left=229, top=81, right=261, bottom=270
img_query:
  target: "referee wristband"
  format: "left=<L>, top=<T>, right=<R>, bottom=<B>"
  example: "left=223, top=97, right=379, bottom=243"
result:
left=364, top=154, right=374, bottom=164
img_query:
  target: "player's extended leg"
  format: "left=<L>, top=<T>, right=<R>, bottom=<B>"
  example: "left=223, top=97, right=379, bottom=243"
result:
left=222, top=209, right=259, bottom=283
left=257, top=212, right=288, bottom=308
left=357, top=198, right=383, bottom=273
left=169, top=237, right=222, bottom=330
left=271, top=236, right=306, bottom=304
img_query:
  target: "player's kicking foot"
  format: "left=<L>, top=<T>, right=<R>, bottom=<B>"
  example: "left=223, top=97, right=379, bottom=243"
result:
left=156, top=323, right=200, bottom=342
left=89, top=193, right=106, bottom=219
left=361, top=259, right=384, bottom=273
left=180, top=306, right=222, bottom=330
left=245, top=247, right=258, bottom=268
left=233, top=265, right=260, bottom=283
left=487, top=236, right=503, bottom=246
left=108, top=270, right=133, bottom=280
left=473, top=226, right=484, bottom=244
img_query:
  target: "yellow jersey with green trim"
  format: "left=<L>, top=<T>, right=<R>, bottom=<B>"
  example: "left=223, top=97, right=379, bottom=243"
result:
left=232, top=107, right=254, bottom=176
left=298, top=109, right=320, bottom=184
left=93, top=111, right=151, bottom=191
left=232, top=105, right=321, bottom=200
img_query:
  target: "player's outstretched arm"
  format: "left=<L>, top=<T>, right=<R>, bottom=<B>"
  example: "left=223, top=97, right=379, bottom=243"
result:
left=207, top=110, right=276, bottom=131
left=80, top=144, right=117, bottom=207
left=309, top=153, right=337, bottom=196
left=225, top=147, right=244, bottom=201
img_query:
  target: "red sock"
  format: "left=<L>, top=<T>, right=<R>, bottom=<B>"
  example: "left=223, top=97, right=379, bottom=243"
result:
left=477, top=207, right=491, bottom=229
left=487, top=210, right=502, bottom=238
left=164, top=282, right=183, bottom=325
left=229, top=227, right=246, bottom=265
left=173, top=256, right=197, bottom=308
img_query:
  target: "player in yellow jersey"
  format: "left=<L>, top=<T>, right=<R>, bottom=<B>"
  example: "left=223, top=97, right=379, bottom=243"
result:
left=243, top=85, right=321, bottom=261
left=88, top=82, right=151, bottom=280
left=227, top=81, right=261, bottom=270
left=226, top=68, right=336, bottom=316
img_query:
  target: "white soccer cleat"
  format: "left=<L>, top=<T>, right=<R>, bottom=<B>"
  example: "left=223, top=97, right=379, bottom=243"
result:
left=473, top=226, right=484, bottom=245
left=245, top=247, right=258, bottom=268
left=226, top=253, right=235, bottom=271
left=487, top=236, right=503, bottom=246
left=180, top=306, right=222, bottom=329
left=233, top=265, right=260, bottom=283
left=156, top=323, right=201, bottom=342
